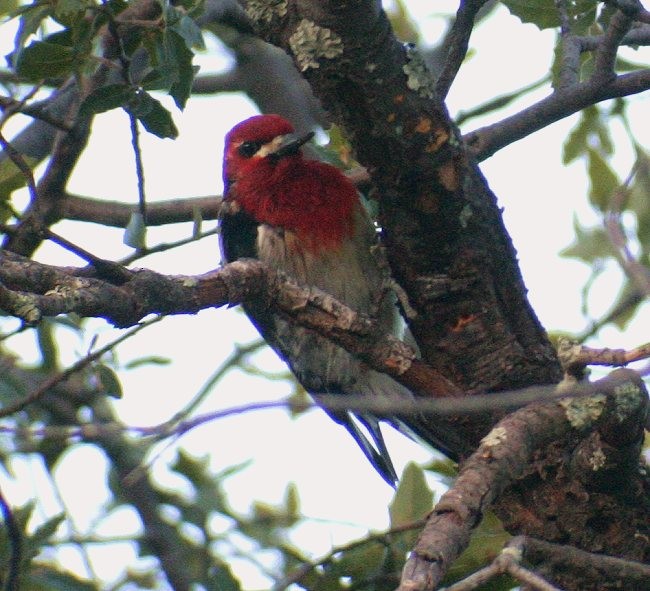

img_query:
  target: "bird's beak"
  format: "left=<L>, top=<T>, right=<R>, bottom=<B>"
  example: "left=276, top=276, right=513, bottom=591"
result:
left=270, top=131, right=315, bottom=160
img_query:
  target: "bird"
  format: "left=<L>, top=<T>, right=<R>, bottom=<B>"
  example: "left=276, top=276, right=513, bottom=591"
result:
left=219, top=114, right=458, bottom=485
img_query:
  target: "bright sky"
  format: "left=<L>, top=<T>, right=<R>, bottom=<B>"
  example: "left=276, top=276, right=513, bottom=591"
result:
left=1, top=2, right=649, bottom=588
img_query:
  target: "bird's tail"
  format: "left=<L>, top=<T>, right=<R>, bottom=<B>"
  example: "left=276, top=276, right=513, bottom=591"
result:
left=340, top=412, right=399, bottom=486
left=318, top=367, right=471, bottom=486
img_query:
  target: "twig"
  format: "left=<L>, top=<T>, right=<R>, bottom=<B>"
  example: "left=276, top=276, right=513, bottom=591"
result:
left=0, top=96, right=72, bottom=131
left=441, top=545, right=563, bottom=591
left=0, top=368, right=642, bottom=449
left=436, top=0, right=491, bottom=100
left=274, top=518, right=427, bottom=591
left=0, top=317, right=160, bottom=418
left=118, top=227, right=219, bottom=266
left=0, top=221, right=131, bottom=283
left=465, top=69, right=650, bottom=160
left=129, top=113, right=148, bottom=229
left=164, top=339, right=266, bottom=429
left=577, top=25, right=650, bottom=51
left=592, top=8, right=634, bottom=83
left=554, top=0, right=581, bottom=89
left=576, top=287, right=644, bottom=342
left=63, top=194, right=222, bottom=227
left=604, top=166, right=650, bottom=297
left=559, top=340, right=650, bottom=370
left=0, top=131, right=39, bottom=203
left=515, top=535, right=650, bottom=587
left=455, top=75, right=550, bottom=126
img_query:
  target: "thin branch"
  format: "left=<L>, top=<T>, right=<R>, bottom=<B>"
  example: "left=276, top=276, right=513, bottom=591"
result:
left=274, top=518, right=427, bottom=591
left=604, top=168, right=650, bottom=298
left=0, top=95, right=73, bottom=132
left=2, top=369, right=642, bottom=452
left=129, top=113, right=148, bottom=228
left=441, top=545, right=564, bottom=591
left=515, top=535, right=650, bottom=588
left=0, top=221, right=131, bottom=282
left=455, top=75, right=550, bottom=126
left=592, top=8, right=635, bottom=83
left=163, top=339, right=266, bottom=429
left=0, top=131, right=39, bottom=204
left=118, top=227, right=219, bottom=265
left=559, top=340, right=650, bottom=370
left=577, top=25, right=650, bottom=51
left=554, top=0, right=581, bottom=90
left=436, top=0, right=491, bottom=100
left=62, top=194, right=222, bottom=227
left=465, top=69, right=650, bottom=160
left=0, top=317, right=160, bottom=418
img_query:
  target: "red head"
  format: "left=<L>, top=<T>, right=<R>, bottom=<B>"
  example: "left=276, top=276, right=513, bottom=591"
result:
left=223, top=114, right=359, bottom=252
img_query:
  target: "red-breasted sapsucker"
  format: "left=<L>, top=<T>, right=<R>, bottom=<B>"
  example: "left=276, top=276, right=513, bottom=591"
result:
left=219, top=114, right=453, bottom=485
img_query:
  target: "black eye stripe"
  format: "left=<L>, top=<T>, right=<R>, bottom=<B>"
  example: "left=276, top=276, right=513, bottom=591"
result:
left=237, top=141, right=262, bottom=158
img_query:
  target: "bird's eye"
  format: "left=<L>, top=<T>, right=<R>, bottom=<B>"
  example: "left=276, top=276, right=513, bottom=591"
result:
left=237, top=141, right=262, bottom=158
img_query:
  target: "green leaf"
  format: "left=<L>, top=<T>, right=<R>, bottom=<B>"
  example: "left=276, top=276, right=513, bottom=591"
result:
left=389, top=462, right=433, bottom=529
left=79, top=83, right=135, bottom=116
left=15, top=40, right=76, bottom=80
left=126, top=92, right=178, bottom=139
left=54, top=0, right=89, bottom=23
left=443, top=512, right=511, bottom=589
left=587, top=147, right=620, bottom=211
left=24, top=566, right=99, bottom=591
left=12, top=4, right=53, bottom=58
left=25, top=513, right=66, bottom=560
left=562, top=106, right=613, bottom=165
left=502, top=0, right=596, bottom=33
left=36, top=320, right=59, bottom=371
left=124, top=355, right=172, bottom=369
left=563, top=107, right=596, bottom=164
left=0, top=154, right=40, bottom=208
left=143, top=11, right=200, bottom=110
left=206, top=563, right=242, bottom=591
left=628, top=147, right=650, bottom=243
left=560, top=216, right=615, bottom=262
left=123, top=212, right=147, bottom=248
left=386, top=0, right=421, bottom=43
left=423, top=457, right=458, bottom=480
left=603, top=280, right=644, bottom=330
left=0, top=0, right=20, bottom=18
left=284, top=482, right=301, bottom=520
left=95, top=364, right=123, bottom=399
left=162, top=30, right=197, bottom=109
left=168, top=11, right=205, bottom=50
left=325, top=541, right=386, bottom=585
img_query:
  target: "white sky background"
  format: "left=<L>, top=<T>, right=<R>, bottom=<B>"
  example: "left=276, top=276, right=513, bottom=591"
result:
left=1, top=1, right=649, bottom=588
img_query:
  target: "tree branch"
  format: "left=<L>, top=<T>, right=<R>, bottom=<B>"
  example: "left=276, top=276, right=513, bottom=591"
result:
left=0, top=250, right=460, bottom=398
left=398, top=369, right=648, bottom=591
left=592, top=8, right=635, bottom=83
left=62, top=193, right=222, bottom=227
left=436, top=0, right=492, bottom=100
left=465, top=69, right=650, bottom=161
left=515, top=535, right=650, bottom=590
